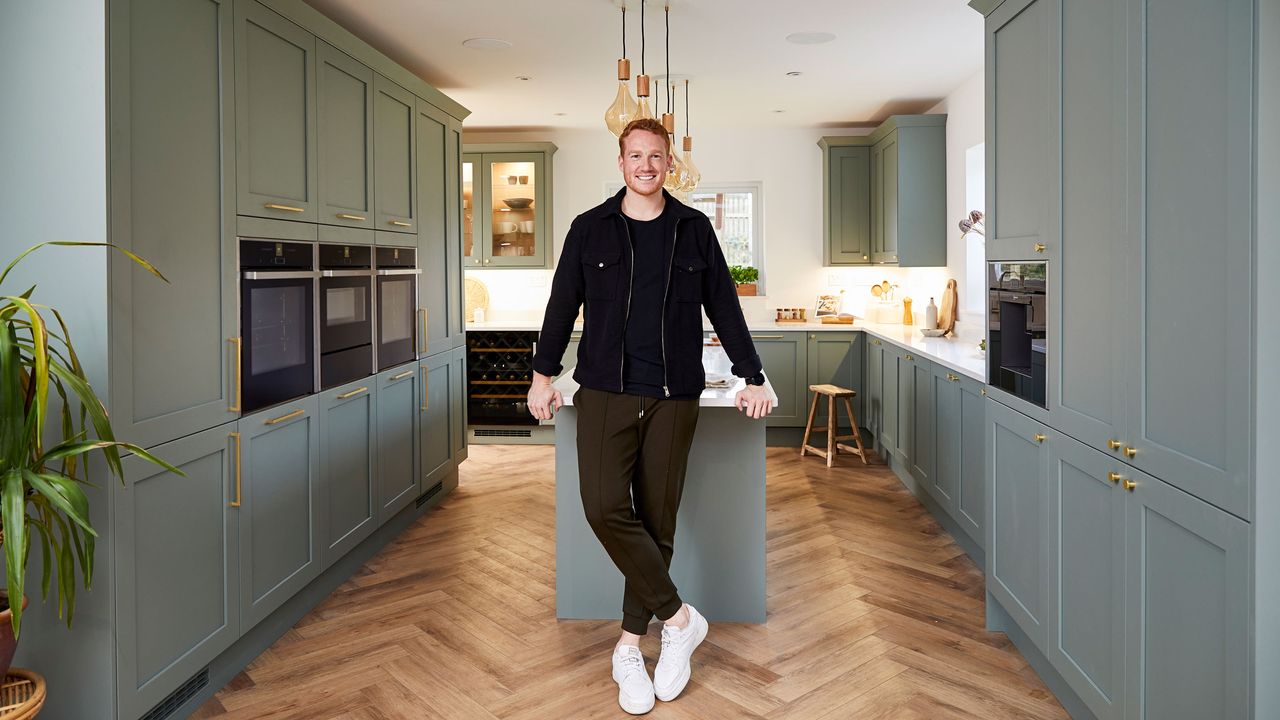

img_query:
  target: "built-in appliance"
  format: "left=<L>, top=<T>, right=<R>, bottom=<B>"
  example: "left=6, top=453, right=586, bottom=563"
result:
left=318, top=243, right=374, bottom=389
left=988, top=261, right=1047, bottom=407
left=239, top=239, right=317, bottom=413
left=375, top=247, right=420, bottom=370
left=467, top=330, right=538, bottom=425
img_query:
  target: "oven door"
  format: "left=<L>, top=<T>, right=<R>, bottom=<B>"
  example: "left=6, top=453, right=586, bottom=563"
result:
left=376, top=269, right=419, bottom=370
left=319, top=271, right=373, bottom=388
left=241, top=271, right=315, bottom=413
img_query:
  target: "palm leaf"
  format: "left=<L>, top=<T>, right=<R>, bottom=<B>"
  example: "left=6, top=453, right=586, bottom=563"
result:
left=2, top=469, right=28, bottom=637
left=22, top=470, right=94, bottom=536
left=3, top=296, right=49, bottom=457
left=0, top=241, right=169, bottom=287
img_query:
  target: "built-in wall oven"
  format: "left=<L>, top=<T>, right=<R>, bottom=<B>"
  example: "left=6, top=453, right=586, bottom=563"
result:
left=375, top=247, right=420, bottom=370
left=239, top=240, right=317, bottom=413
left=318, top=243, right=374, bottom=389
left=988, top=261, right=1048, bottom=407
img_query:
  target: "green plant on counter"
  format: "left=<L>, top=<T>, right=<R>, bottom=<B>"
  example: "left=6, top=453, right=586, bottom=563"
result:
left=728, top=265, right=759, bottom=286
left=0, top=242, right=182, bottom=638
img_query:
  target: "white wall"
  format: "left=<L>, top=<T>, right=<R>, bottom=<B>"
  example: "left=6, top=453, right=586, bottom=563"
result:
left=466, top=69, right=985, bottom=340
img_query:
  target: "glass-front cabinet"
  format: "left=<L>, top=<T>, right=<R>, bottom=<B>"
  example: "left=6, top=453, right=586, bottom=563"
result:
left=462, top=143, right=556, bottom=268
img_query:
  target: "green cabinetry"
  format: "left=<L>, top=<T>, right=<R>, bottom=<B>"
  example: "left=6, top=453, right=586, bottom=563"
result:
left=377, top=363, right=421, bottom=523
left=235, top=0, right=317, bottom=222
left=316, top=40, right=374, bottom=230
left=750, top=333, right=807, bottom=428
left=463, top=144, right=556, bottom=268
left=450, top=345, right=469, bottom=463
left=805, top=332, right=863, bottom=432
left=420, top=351, right=453, bottom=488
left=818, top=142, right=871, bottom=264
left=863, top=337, right=885, bottom=445
left=108, top=0, right=239, bottom=451
left=319, top=380, right=377, bottom=568
left=416, top=99, right=464, bottom=354
left=955, top=374, right=986, bottom=544
left=374, top=74, right=417, bottom=234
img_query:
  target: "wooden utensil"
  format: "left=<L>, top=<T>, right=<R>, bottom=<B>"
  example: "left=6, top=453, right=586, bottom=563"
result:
left=938, top=279, right=959, bottom=335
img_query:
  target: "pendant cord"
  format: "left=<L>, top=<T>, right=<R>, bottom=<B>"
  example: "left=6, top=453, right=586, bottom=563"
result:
left=640, top=0, right=645, bottom=76
left=665, top=6, right=670, bottom=115
left=685, top=80, right=690, bottom=137
left=621, top=6, right=626, bottom=59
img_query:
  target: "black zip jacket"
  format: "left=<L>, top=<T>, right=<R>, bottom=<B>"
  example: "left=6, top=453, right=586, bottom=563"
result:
left=533, top=188, right=763, bottom=397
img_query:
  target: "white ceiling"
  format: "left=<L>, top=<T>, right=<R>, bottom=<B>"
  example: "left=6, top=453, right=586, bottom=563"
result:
left=302, top=0, right=985, bottom=131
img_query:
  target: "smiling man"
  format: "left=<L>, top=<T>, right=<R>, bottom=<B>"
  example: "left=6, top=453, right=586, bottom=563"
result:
left=528, top=117, right=772, bottom=714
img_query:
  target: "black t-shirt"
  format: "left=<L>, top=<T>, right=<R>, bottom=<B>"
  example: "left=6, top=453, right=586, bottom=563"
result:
left=622, top=208, right=675, bottom=398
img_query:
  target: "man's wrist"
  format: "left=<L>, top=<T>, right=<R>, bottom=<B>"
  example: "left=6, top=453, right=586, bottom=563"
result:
left=744, top=372, right=766, bottom=386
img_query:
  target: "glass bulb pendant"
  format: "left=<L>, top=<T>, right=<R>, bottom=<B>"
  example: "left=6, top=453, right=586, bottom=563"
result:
left=664, top=145, right=686, bottom=193
left=680, top=136, right=701, bottom=192
left=604, top=59, right=638, bottom=137
left=635, top=74, right=653, bottom=120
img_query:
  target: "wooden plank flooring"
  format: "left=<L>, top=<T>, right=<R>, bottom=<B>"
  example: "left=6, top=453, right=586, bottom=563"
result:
left=194, top=445, right=1066, bottom=719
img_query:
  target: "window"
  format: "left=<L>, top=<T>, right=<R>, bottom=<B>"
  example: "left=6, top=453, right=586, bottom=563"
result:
left=606, top=181, right=765, bottom=291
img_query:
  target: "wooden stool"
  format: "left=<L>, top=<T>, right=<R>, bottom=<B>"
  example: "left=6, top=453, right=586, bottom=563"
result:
left=800, top=384, right=869, bottom=467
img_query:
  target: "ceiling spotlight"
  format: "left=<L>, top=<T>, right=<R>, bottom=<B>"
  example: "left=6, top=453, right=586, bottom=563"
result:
left=515, top=75, right=532, bottom=81
left=785, top=71, right=802, bottom=77
left=772, top=109, right=786, bottom=113
left=554, top=112, right=568, bottom=116
left=461, top=37, right=512, bottom=50
left=785, top=32, right=836, bottom=45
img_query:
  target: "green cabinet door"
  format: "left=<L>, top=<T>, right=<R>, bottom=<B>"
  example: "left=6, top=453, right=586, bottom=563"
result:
left=478, top=151, right=550, bottom=267
left=462, top=153, right=482, bottom=267
left=956, top=375, right=987, bottom=545
left=820, top=142, right=871, bottom=265
left=1122, top=0, right=1253, bottom=520
left=894, top=350, right=917, bottom=467
left=235, top=0, right=317, bottom=221
left=881, top=344, right=900, bottom=454
left=450, top=345, right=469, bottom=463
left=316, top=40, right=373, bottom=229
left=1124, top=466, right=1250, bottom=720
left=909, top=357, right=935, bottom=486
left=1046, top=433, right=1126, bottom=720
left=751, top=333, right=806, bottom=428
left=863, top=337, right=884, bottom=451
left=416, top=99, right=452, bottom=356
left=930, top=364, right=960, bottom=511
left=420, top=352, right=453, bottom=488
left=238, top=395, right=321, bottom=631
left=879, top=133, right=900, bottom=264
left=986, top=399, right=1050, bottom=647
left=377, top=363, right=421, bottom=523
left=870, top=142, right=885, bottom=259
left=805, top=332, right=863, bottom=432
left=895, top=123, right=948, bottom=267
left=108, top=0, right=238, bottom=450
left=319, top=380, right=377, bottom=568
left=445, top=118, right=465, bottom=348
left=374, top=74, right=417, bottom=233
left=115, top=422, right=239, bottom=720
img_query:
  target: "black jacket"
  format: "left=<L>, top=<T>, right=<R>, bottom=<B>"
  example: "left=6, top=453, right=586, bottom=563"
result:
left=533, top=188, right=763, bottom=397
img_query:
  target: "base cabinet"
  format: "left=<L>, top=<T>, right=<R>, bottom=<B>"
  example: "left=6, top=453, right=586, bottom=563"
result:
left=238, top=395, right=322, bottom=632
left=319, top=381, right=377, bottom=568
left=420, top=352, right=453, bottom=487
left=115, top=424, right=240, bottom=720
left=805, top=332, right=863, bottom=432
left=377, top=364, right=421, bottom=522
left=955, top=375, right=986, bottom=544
left=864, top=338, right=885, bottom=446
left=751, top=333, right=807, bottom=428
left=450, top=346, right=469, bottom=463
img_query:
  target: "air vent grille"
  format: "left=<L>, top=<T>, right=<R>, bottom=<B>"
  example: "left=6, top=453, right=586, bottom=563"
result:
left=474, top=428, right=532, bottom=438
left=417, top=481, right=444, bottom=507
left=141, top=667, right=209, bottom=720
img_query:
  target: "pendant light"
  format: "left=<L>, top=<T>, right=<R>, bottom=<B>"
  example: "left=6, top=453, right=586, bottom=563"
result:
left=661, top=7, right=687, bottom=195
left=603, top=6, right=638, bottom=137
left=680, top=80, right=701, bottom=192
left=634, top=1, right=653, bottom=121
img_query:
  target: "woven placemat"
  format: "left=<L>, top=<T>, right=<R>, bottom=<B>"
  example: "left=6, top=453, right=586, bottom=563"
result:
left=0, top=669, right=45, bottom=719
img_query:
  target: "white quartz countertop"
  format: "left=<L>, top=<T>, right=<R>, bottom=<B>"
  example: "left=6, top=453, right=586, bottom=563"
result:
left=468, top=319, right=987, bottom=384
left=552, top=374, right=779, bottom=409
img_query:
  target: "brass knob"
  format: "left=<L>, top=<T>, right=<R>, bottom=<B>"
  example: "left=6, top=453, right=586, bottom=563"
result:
left=863, top=255, right=869, bottom=260
left=1122, top=478, right=1137, bottom=492
left=1034, top=433, right=1046, bottom=443
left=1107, top=439, right=1123, bottom=450
left=1107, top=472, right=1122, bottom=484
left=810, top=334, right=816, bottom=339
left=980, top=388, right=987, bottom=396
left=1034, top=243, right=1046, bottom=253
left=1124, top=446, right=1137, bottom=458
left=904, top=354, right=913, bottom=361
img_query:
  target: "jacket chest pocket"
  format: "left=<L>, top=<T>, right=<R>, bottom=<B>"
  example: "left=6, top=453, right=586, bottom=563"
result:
left=582, top=254, right=621, bottom=300
left=673, top=256, right=707, bottom=302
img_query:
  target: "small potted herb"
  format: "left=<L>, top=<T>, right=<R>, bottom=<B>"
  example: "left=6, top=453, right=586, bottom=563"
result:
left=729, top=265, right=759, bottom=297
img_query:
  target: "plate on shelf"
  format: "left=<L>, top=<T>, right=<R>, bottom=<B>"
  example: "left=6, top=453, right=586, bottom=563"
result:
left=503, top=197, right=533, bottom=209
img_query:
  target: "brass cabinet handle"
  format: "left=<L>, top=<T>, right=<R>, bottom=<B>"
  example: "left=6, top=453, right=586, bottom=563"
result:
left=1034, top=433, right=1046, bottom=443
left=1122, top=478, right=1137, bottom=492
left=264, top=408, right=305, bottom=426
left=863, top=255, right=869, bottom=260
left=264, top=203, right=304, bottom=213
left=336, top=213, right=367, bottom=221
left=419, top=308, right=428, bottom=354
left=228, top=337, right=242, bottom=412
left=420, top=366, right=429, bottom=411
left=904, top=354, right=914, bottom=361
left=389, top=220, right=412, bottom=227
left=949, top=374, right=961, bottom=382
left=810, top=334, right=816, bottom=339
left=391, top=369, right=414, bottom=381
left=872, top=339, right=881, bottom=345
left=980, top=388, right=988, bottom=396
left=751, top=335, right=785, bottom=340
left=336, top=386, right=368, bottom=400
left=229, top=432, right=242, bottom=507
left=1034, top=242, right=1046, bottom=253
left=1107, top=439, right=1123, bottom=450
left=1124, top=446, right=1137, bottom=458
left=1107, top=472, right=1122, bottom=485
left=483, top=259, right=490, bottom=265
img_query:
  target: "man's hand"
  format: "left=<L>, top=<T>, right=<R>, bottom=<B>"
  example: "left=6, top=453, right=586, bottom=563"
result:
left=527, top=371, right=564, bottom=421
left=735, top=384, right=773, bottom=419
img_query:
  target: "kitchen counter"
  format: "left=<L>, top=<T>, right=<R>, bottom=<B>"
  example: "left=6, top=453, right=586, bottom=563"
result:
left=551, top=371, right=779, bottom=408
left=468, top=319, right=987, bottom=383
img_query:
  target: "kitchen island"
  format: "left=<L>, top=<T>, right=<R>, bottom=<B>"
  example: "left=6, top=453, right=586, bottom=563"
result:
left=551, top=368, right=778, bottom=625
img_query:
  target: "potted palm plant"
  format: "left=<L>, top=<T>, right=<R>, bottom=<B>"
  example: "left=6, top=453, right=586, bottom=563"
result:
left=729, top=265, right=759, bottom=296
left=0, top=242, right=180, bottom=675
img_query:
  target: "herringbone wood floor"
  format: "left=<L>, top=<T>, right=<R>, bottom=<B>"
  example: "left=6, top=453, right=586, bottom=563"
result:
left=193, top=445, right=1067, bottom=719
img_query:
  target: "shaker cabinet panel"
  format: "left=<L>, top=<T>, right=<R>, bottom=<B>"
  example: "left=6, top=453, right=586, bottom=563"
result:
left=109, top=0, right=238, bottom=450
left=420, top=352, right=453, bottom=487
left=319, top=380, right=377, bottom=568
left=908, top=357, right=935, bottom=486
left=880, top=344, right=900, bottom=454
left=956, top=376, right=987, bottom=544
left=822, top=144, right=872, bottom=265
left=446, top=121, right=465, bottom=344
left=238, top=396, right=322, bottom=632
left=416, top=99, right=453, bottom=356
left=986, top=399, right=1050, bottom=646
left=450, top=345, right=469, bottom=463
left=930, top=365, right=960, bottom=510
left=235, top=0, right=317, bottom=221
left=316, top=40, right=374, bottom=229
left=805, top=332, right=862, bottom=432
left=879, top=135, right=900, bottom=264
left=863, top=337, right=884, bottom=448
left=377, top=363, right=421, bottom=523
left=115, top=423, right=239, bottom=720
left=374, top=74, right=417, bottom=233
left=751, top=333, right=806, bottom=428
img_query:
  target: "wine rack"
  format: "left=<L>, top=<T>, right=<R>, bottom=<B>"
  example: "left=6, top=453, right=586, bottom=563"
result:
left=467, top=330, right=538, bottom=425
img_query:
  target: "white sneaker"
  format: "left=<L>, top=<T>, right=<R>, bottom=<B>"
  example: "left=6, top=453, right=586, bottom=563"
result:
left=653, top=605, right=708, bottom=702
left=611, top=644, right=655, bottom=715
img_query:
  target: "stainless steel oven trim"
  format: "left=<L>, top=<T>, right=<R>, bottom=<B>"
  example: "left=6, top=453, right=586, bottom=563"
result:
left=375, top=268, right=422, bottom=276
left=320, top=269, right=374, bottom=278
left=243, top=270, right=319, bottom=280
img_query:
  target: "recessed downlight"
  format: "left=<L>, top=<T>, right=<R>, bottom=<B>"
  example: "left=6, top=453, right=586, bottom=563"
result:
left=772, top=109, right=786, bottom=113
left=785, top=31, right=836, bottom=45
left=462, top=37, right=512, bottom=51
left=515, top=75, right=532, bottom=81
left=553, top=112, right=568, bottom=116
left=785, top=71, right=802, bottom=77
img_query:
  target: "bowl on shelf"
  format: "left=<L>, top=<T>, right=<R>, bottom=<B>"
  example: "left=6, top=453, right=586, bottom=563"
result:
left=503, top=197, right=534, bottom=209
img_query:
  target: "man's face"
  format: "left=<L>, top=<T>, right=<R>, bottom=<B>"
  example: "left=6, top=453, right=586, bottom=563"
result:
left=618, top=130, right=671, bottom=198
